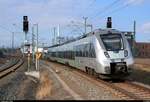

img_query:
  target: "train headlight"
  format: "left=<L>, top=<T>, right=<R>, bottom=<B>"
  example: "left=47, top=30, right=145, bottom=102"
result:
left=104, top=52, right=110, bottom=58
left=124, top=50, right=128, bottom=57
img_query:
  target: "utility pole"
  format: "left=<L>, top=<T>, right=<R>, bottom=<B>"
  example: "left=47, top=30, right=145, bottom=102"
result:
left=87, top=24, right=93, bottom=32
left=12, top=32, right=14, bottom=54
left=57, top=25, right=60, bottom=44
left=83, top=17, right=88, bottom=34
left=42, top=43, right=46, bottom=48
left=133, top=21, right=136, bottom=41
left=53, top=27, right=56, bottom=45
left=34, top=23, right=39, bottom=71
left=32, top=26, right=35, bottom=63
left=133, top=21, right=136, bottom=57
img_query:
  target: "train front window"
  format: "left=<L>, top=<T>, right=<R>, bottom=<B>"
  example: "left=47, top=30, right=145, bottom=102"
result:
left=100, top=34, right=124, bottom=51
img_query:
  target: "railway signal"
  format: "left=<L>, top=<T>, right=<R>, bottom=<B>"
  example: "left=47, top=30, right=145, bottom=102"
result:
left=23, top=16, right=29, bottom=33
left=107, top=17, right=112, bottom=28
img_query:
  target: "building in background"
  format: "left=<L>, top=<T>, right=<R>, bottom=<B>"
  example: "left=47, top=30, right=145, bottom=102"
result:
left=134, top=42, right=150, bottom=58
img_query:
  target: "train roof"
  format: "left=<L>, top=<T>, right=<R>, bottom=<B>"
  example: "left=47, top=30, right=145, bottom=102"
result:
left=48, top=28, right=121, bottom=48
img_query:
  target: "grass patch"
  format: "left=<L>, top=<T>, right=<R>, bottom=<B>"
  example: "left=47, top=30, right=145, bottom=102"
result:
left=36, top=69, right=53, bottom=100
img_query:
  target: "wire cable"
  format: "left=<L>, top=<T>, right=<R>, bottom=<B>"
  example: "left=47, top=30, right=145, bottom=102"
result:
left=0, top=25, right=12, bottom=33
left=90, top=0, right=122, bottom=20
left=93, top=2, right=131, bottom=22
left=78, top=0, right=97, bottom=17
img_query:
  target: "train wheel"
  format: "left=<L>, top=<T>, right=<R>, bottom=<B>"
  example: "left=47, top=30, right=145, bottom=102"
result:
left=88, top=68, right=90, bottom=75
left=91, top=69, right=95, bottom=76
left=88, top=68, right=94, bottom=76
left=93, top=70, right=99, bottom=78
left=85, top=67, right=88, bottom=74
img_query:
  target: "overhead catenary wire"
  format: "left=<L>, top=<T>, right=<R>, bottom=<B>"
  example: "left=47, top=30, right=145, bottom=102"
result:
left=93, top=2, right=131, bottom=22
left=90, top=0, right=122, bottom=20
left=77, top=0, right=122, bottom=33
left=61, top=0, right=96, bottom=36
left=0, top=25, right=12, bottom=33
left=78, top=0, right=97, bottom=17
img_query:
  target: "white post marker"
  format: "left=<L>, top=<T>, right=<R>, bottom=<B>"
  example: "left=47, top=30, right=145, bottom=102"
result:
left=25, top=51, right=41, bottom=79
left=27, top=50, right=30, bottom=72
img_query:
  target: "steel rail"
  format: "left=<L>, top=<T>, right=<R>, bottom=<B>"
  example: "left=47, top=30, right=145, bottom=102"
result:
left=45, top=60, right=148, bottom=100
left=0, top=58, right=24, bottom=78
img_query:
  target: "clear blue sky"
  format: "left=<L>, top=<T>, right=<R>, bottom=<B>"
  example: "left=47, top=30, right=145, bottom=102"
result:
left=0, top=0, right=150, bottom=47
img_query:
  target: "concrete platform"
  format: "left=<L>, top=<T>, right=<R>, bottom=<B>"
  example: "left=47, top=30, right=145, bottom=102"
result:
left=25, top=71, right=40, bottom=79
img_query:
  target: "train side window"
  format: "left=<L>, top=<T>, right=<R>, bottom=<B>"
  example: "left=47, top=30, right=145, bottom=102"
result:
left=74, top=46, right=77, bottom=57
left=73, top=51, right=75, bottom=59
left=77, top=45, right=80, bottom=57
left=84, top=44, right=87, bottom=57
left=69, top=51, right=71, bottom=59
left=89, top=43, right=92, bottom=57
left=88, top=44, right=90, bottom=57
left=86, top=44, right=89, bottom=57
left=89, top=43, right=96, bottom=58
left=82, top=45, right=85, bottom=57
left=67, top=51, right=69, bottom=59
left=76, top=46, right=79, bottom=57
left=84, top=44, right=88, bottom=57
left=82, top=44, right=85, bottom=57
left=64, top=51, right=66, bottom=58
left=79, top=45, right=82, bottom=57
left=60, top=52, right=62, bottom=58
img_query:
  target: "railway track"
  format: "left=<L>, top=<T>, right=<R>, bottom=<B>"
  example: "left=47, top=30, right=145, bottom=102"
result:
left=73, top=69, right=150, bottom=100
left=46, top=60, right=150, bottom=100
left=113, top=81, right=150, bottom=100
left=0, top=58, right=24, bottom=78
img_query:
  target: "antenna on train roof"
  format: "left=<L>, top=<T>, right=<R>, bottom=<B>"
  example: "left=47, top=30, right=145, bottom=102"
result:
left=107, top=17, right=112, bottom=28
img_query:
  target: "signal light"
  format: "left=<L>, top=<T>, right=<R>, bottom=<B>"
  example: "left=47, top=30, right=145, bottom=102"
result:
left=23, top=16, right=29, bottom=32
left=23, top=21, right=29, bottom=32
left=107, top=17, right=112, bottom=28
left=23, top=16, right=28, bottom=21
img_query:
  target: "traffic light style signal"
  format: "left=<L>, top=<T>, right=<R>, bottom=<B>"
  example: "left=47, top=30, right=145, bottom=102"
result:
left=107, top=17, right=112, bottom=28
left=23, top=16, right=28, bottom=21
left=23, top=16, right=29, bottom=32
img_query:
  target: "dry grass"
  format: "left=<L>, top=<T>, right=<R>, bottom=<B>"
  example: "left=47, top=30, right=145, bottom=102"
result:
left=135, top=58, right=150, bottom=65
left=134, top=58, right=150, bottom=72
left=36, top=69, right=53, bottom=100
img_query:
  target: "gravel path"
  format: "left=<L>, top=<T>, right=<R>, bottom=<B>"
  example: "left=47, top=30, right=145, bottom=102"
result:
left=0, top=62, right=38, bottom=100
left=1, top=58, right=148, bottom=100
left=41, top=61, right=122, bottom=100
left=38, top=62, right=76, bottom=100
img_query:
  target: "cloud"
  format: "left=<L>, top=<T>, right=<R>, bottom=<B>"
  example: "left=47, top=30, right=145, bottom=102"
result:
left=140, top=22, right=150, bottom=34
left=125, top=0, right=145, bottom=5
left=0, top=0, right=92, bottom=47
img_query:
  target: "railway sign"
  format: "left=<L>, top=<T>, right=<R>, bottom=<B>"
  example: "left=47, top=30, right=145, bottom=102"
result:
left=36, top=52, right=42, bottom=59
